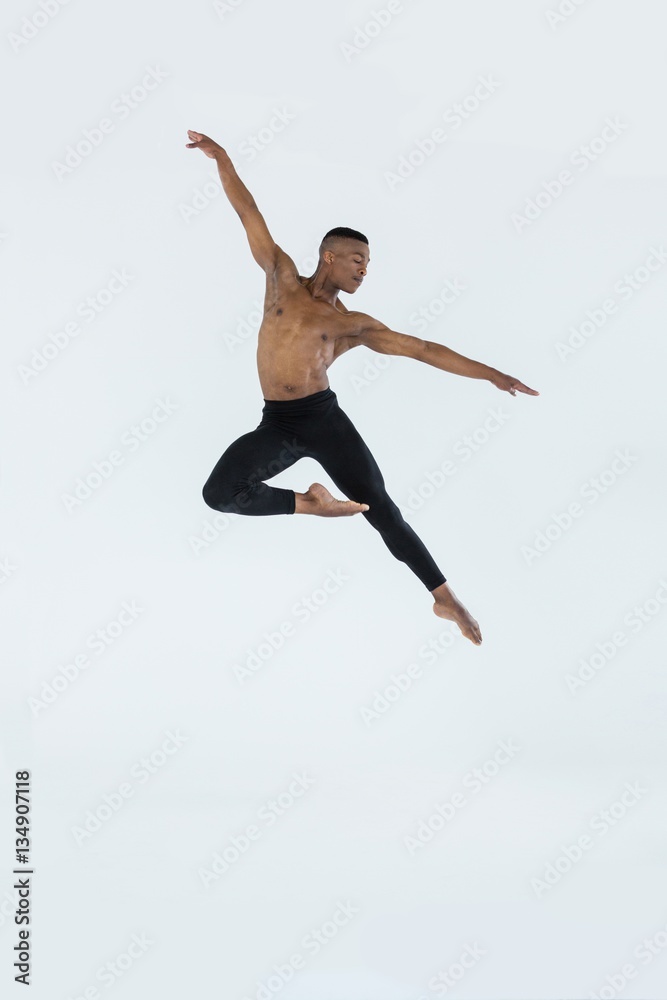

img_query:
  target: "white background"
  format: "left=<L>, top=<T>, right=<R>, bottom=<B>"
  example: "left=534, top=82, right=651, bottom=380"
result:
left=2, top=1, right=667, bottom=997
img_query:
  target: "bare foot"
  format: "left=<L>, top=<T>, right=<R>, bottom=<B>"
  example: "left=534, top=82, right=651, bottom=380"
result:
left=431, top=582, right=482, bottom=645
left=294, top=482, right=370, bottom=516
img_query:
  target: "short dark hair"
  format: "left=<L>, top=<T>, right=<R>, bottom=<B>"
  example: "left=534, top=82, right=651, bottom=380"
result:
left=320, top=226, right=369, bottom=250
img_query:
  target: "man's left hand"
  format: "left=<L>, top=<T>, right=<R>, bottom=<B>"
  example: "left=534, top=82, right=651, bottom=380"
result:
left=489, top=370, right=539, bottom=396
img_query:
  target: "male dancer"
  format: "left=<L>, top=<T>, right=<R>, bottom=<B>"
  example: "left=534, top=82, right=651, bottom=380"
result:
left=187, top=130, right=539, bottom=645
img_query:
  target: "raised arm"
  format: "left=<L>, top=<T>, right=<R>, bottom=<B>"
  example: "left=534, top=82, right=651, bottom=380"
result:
left=342, top=313, right=539, bottom=396
left=186, top=130, right=282, bottom=273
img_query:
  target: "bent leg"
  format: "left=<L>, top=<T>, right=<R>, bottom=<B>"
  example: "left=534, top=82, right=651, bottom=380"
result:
left=202, top=424, right=302, bottom=515
left=313, top=407, right=447, bottom=591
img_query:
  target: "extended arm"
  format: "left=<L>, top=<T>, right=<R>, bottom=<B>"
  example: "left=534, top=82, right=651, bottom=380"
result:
left=344, top=315, right=539, bottom=396
left=186, top=130, right=282, bottom=273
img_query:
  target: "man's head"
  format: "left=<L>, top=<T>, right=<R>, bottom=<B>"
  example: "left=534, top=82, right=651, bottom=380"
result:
left=318, top=227, right=370, bottom=294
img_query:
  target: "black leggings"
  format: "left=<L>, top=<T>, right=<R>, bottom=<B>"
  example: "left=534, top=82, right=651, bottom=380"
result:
left=202, top=387, right=446, bottom=591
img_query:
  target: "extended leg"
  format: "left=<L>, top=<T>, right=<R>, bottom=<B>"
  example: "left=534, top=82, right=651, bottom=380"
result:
left=311, top=406, right=447, bottom=591
left=311, top=406, right=482, bottom=643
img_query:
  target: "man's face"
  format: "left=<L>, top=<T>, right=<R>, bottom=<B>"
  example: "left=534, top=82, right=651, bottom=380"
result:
left=330, top=240, right=370, bottom=293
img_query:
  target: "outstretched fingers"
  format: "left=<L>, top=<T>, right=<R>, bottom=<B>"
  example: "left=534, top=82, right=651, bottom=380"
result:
left=502, top=376, right=539, bottom=396
left=185, top=129, right=205, bottom=148
left=513, top=380, right=539, bottom=396
left=492, top=371, right=539, bottom=396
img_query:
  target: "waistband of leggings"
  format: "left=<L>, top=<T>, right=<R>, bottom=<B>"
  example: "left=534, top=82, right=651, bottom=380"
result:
left=262, top=386, right=336, bottom=413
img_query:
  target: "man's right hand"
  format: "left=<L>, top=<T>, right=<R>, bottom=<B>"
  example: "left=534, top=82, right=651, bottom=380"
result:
left=186, top=130, right=224, bottom=158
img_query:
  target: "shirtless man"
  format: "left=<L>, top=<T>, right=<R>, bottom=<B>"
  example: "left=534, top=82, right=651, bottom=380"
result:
left=187, top=129, right=539, bottom=645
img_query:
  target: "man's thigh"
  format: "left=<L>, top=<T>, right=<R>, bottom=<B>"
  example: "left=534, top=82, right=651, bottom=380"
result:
left=207, top=423, right=306, bottom=483
left=311, top=406, right=390, bottom=503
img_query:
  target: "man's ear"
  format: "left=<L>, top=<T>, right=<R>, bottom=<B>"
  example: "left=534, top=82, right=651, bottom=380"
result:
left=322, top=250, right=335, bottom=266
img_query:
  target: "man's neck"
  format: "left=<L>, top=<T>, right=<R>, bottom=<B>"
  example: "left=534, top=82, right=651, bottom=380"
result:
left=300, top=268, right=340, bottom=306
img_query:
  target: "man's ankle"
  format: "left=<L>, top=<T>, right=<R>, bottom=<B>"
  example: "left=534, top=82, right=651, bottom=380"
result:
left=294, top=492, right=312, bottom=514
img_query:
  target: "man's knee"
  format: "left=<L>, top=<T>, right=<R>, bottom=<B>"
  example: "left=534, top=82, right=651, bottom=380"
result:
left=202, top=478, right=225, bottom=511
left=203, top=475, right=235, bottom=512
left=363, top=493, right=403, bottom=527
left=203, top=474, right=257, bottom=514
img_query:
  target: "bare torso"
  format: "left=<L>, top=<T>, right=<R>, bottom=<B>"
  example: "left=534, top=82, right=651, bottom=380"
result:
left=256, top=252, right=357, bottom=400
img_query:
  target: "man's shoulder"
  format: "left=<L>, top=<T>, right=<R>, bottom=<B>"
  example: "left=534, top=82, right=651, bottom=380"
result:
left=265, top=247, right=302, bottom=289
